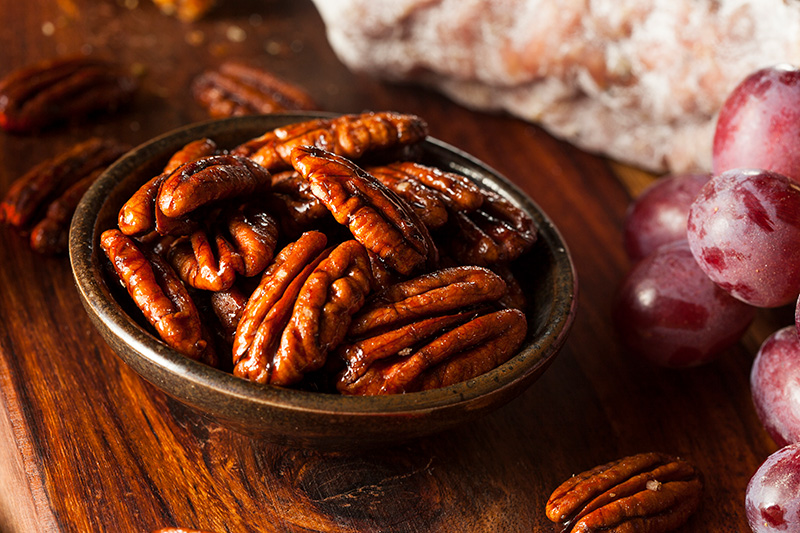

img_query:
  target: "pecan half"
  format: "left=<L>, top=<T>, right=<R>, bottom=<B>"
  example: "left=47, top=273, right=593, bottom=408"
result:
left=546, top=452, right=703, bottom=533
left=166, top=201, right=279, bottom=291
left=231, top=111, right=429, bottom=171
left=100, top=229, right=217, bottom=366
left=291, top=145, right=438, bottom=276
left=118, top=138, right=218, bottom=237
left=366, top=164, right=450, bottom=229
left=337, top=266, right=523, bottom=394
left=0, top=56, right=138, bottom=133
left=368, top=161, right=484, bottom=213
left=233, top=232, right=372, bottom=386
left=264, top=170, right=330, bottom=237
left=29, top=168, right=104, bottom=254
left=0, top=137, right=128, bottom=230
left=156, top=154, right=271, bottom=219
left=192, top=61, right=316, bottom=118
left=233, top=231, right=329, bottom=382
left=441, top=188, right=537, bottom=267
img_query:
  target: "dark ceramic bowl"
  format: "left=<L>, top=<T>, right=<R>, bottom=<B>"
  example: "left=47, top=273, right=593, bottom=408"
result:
left=69, top=113, right=577, bottom=450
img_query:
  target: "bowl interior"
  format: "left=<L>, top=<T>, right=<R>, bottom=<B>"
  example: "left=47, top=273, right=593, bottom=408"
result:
left=69, top=113, right=577, bottom=449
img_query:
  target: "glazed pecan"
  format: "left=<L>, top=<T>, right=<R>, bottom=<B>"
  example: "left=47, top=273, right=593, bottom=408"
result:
left=29, top=168, right=104, bottom=254
left=100, top=229, right=217, bottom=366
left=366, top=164, right=450, bottom=229
left=233, top=232, right=373, bottom=386
left=157, top=154, right=272, bottom=219
left=118, top=138, right=218, bottom=237
left=0, top=137, right=128, bottom=230
left=166, top=201, right=279, bottom=291
left=291, top=145, right=438, bottom=276
left=208, top=284, right=249, bottom=345
left=231, top=111, right=429, bottom=171
left=192, top=61, right=316, bottom=118
left=0, top=56, right=138, bottom=133
left=546, top=452, right=703, bottom=533
left=442, top=188, right=537, bottom=267
left=264, top=170, right=330, bottom=237
left=367, top=161, right=484, bottom=214
left=337, top=266, right=524, bottom=394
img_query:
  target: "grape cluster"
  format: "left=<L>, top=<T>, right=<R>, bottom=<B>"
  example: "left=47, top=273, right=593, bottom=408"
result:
left=613, top=64, right=800, bottom=532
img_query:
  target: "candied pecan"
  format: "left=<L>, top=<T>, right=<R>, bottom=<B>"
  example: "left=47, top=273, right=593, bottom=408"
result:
left=118, top=138, right=218, bottom=237
left=233, top=231, right=330, bottom=382
left=1, top=137, right=128, bottom=229
left=490, top=264, right=528, bottom=310
left=0, top=56, right=138, bottom=133
left=337, top=266, right=519, bottom=394
left=192, top=61, right=316, bottom=118
left=546, top=452, right=703, bottom=533
left=338, top=308, right=526, bottom=395
left=29, top=168, right=104, bottom=254
left=271, top=239, right=372, bottom=386
left=233, top=232, right=372, bottom=386
left=231, top=111, right=429, bottom=171
left=208, top=284, right=249, bottom=345
left=166, top=201, right=279, bottom=291
left=442, top=188, right=537, bottom=267
left=100, top=229, right=217, bottom=366
left=157, top=154, right=272, bottom=219
left=348, top=266, right=507, bottom=337
left=368, top=161, right=484, bottom=213
left=292, top=145, right=438, bottom=276
left=264, top=170, right=330, bottom=237
left=366, top=164, right=450, bottom=229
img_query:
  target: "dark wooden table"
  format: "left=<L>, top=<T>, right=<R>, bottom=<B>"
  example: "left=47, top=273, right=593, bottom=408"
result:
left=0, top=1, right=785, bottom=531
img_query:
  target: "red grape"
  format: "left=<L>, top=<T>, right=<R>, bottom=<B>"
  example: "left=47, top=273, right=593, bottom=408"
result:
left=797, top=295, right=800, bottom=336
left=751, top=326, right=800, bottom=448
left=613, top=240, right=755, bottom=367
left=622, top=173, right=709, bottom=262
left=713, top=64, right=800, bottom=183
left=686, top=168, right=800, bottom=308
left=745, top=443, right=800, bottom=532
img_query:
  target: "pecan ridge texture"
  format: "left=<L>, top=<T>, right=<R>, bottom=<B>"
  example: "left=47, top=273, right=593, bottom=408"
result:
left=291, top=145, right=438, bottom=276
left=0, top=55, right=138, bottom=133
left=231, top=111, right=429, bottom=171
left=545, top=452, right=703, bottom=533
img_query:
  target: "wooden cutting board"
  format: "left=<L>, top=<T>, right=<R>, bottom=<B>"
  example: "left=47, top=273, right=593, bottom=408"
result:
left=0, top=1, right=782, bottom=531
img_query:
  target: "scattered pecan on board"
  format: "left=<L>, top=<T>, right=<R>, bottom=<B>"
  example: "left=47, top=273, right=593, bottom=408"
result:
left=336, top=266, right=526, bottom=395
left=0, top=137, right=129, bottom=254
left=0, top=56, right=138, bottom=133
left=231, top=111, right=429, bottom=171
left=193, top=61, right=317, bottom=118
left=545, top=452, right=703, bottom=533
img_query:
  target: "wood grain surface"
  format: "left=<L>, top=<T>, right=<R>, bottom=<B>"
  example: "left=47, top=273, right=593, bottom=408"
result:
left=0, top=1, right=786, bottom=531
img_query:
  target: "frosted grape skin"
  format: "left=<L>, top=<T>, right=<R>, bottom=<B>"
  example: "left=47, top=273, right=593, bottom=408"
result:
left=686, top=168, right=800, bottom=308
left=745, top=443, right=800, bottom=532
left=622, top=172, right=709, bottom=262
left=612, top=240, right=755, bottom=368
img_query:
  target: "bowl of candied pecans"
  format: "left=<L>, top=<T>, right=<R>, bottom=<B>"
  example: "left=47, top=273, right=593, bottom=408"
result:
left=69, top=111, right=577, bottom=449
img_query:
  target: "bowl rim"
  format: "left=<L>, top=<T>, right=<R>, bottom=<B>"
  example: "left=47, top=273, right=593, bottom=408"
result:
left=69, top=113, right=578, bottom=418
